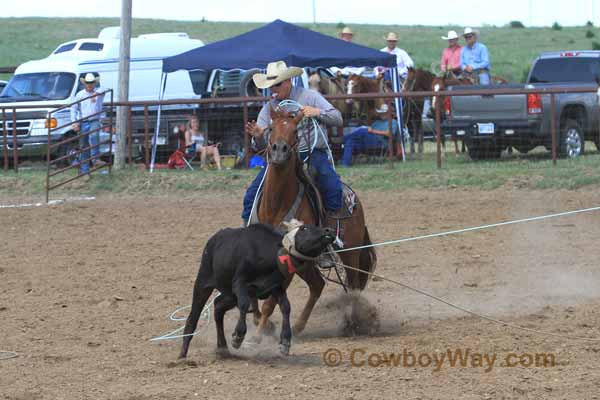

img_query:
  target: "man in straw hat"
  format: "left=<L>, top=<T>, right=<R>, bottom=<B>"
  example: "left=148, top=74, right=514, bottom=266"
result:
left=331, top=26, right=366, bottom=76
left=379, top=32, right=414, bottom=82
left=70, top=72, right=105, bottom=177
left=440, top=30, right=462, bottom=77
left=339, top=26, right=354, bottom=42
left=460, top=27, right=490, bottom=85
left=242, top=61, right=344, bottom=227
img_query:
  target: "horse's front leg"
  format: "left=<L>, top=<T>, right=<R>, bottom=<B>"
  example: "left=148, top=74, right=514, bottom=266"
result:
left=293, top=264, right=325, bottom=335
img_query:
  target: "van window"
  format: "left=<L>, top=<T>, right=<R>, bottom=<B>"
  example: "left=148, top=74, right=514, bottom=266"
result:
left=0, top=72, right=76, bottom=101
left=54, top=42, right=77, bottom=54
left=79, top=42, right=104, bottom=51
left=189, top=70, right=209, bottom=95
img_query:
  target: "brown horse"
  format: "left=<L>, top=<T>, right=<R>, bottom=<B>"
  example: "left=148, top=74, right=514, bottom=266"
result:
left=402, top=68, right=436, bottom=154
left=253, top=105, right=377, bottom=337
left=307, top=69, right=350, bottom=115
left=346, top=74, right=390, bottom=121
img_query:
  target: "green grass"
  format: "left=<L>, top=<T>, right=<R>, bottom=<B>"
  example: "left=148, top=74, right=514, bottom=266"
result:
left=2, top=17, right=600, bottom=82
left=2, top=151, right=600, bottom=200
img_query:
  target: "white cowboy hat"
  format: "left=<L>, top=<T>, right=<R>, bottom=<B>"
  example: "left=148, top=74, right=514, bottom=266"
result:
left=442, top=30, right=459, bottom=40
left=341, top=26, right=353, bottom=35
left=463, top=27, right=477, bottom=36
left=253, top=61, right=303, bottom=89
left=385, top=32, right=398, bottom=41
left=79, top=72, right=99, bottom=84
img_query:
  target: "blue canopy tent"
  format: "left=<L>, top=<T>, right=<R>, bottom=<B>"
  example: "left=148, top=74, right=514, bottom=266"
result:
left=152, top=19, right=404, bottom=170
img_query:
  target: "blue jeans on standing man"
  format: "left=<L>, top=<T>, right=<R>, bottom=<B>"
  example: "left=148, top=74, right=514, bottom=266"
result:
left=79, top=120, right=101, bottom=174
left=241, top=149, right=342, bottom=222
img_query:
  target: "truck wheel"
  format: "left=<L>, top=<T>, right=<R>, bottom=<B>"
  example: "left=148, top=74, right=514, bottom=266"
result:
left=559, top=119, right=585, bottom=158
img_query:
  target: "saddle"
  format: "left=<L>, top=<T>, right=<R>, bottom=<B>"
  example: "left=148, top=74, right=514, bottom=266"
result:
left=248, top=164, right=357, bottom=232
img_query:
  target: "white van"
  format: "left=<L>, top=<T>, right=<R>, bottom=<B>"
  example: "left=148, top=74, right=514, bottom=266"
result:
left=0, top=27, right=204, bottom=160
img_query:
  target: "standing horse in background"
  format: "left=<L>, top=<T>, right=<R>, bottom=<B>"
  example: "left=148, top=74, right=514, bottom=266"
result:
left=308, top=69, right=351, bottom=115
left=253, top=105, right=377, bottom=337
left=346, top=74, right=391, bottom=121
left=402, top=68, right=436, bottom=154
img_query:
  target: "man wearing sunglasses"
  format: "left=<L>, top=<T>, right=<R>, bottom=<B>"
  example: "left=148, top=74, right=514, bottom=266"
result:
left=242, top=61, right=343, bottom=227
left=460, top=27, right=491, bottom=85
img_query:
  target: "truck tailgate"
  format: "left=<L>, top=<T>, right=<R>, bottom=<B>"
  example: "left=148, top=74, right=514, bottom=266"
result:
left=450, top=84, right=528, bottom=120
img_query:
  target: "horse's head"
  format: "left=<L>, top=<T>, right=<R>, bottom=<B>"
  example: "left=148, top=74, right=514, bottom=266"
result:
left=429, top=76, right=445, bottom=117
left=268, top=103, right=304, bottom=166
left=346, top=74, right=360, bottom=104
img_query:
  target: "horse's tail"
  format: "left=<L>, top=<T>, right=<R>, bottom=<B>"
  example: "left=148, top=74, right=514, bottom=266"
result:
left=358, top=225, right=377, bottom=290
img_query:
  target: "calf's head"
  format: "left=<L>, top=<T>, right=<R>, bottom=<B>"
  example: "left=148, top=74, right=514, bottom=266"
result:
left=282, top=219, right=336, bottom=259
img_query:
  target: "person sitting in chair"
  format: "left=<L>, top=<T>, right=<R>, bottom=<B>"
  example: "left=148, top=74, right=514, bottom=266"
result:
left=341, top=104, right=398, bottom=167
left=185, top=115, right=222, bottom=170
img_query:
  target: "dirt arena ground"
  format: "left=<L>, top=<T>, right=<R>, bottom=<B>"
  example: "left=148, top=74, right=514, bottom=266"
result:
left=2, top=186, right=600, bottom=399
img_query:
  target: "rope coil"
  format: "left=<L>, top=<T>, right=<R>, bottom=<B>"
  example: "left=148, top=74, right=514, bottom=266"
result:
left=0, top=351, right=18, bottom=360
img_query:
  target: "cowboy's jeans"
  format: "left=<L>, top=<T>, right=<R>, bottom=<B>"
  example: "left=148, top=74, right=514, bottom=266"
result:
left=241, top=165, right=266, bottom=221
left=78, top=120, right=101, bottom=174
left=341, top=127, right=388, bottom=166
left=241, top=149, right=343, bottom=221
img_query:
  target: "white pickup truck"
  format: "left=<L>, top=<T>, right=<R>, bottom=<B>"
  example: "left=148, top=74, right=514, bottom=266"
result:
left=0, top=27, right=203, bottom=161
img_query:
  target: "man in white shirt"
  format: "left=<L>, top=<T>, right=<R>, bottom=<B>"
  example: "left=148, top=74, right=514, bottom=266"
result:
left=379, top=32, right=414, bottom=83
left=70, top=73, right=105, bottom=175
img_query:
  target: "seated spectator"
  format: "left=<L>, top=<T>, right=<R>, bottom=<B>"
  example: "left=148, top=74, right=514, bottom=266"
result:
left=460, top=27, right=491, bottom=85
left=184, top=115, right=222, bottom=170
left=440, top=30, right=462, bottom=77
left=341, top=104, right=399, bottom=167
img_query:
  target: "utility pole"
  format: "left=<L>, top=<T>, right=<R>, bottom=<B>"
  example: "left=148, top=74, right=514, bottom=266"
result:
left=115, top=0, right=132, bottom=169
left=312, top=0, right=316, bottom=25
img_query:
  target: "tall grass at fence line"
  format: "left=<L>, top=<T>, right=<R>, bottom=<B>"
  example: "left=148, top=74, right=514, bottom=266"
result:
left=0, top=17, right=599, bottom=82
left=1, top=151, right=600, bottom=198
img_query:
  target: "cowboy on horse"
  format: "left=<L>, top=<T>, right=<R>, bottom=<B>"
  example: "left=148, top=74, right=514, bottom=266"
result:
left=242, top=61, right=344, bottom=226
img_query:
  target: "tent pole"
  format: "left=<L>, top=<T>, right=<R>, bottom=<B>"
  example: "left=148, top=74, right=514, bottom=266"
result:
left=392, top=72, right=406, bottom=162
left=150, top=72, right=168, bottom=173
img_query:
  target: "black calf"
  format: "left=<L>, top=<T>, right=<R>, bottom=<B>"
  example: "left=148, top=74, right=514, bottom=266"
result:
left=178, top=221, right=335, bottom=359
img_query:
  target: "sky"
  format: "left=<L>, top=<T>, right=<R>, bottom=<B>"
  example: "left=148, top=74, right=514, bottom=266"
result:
left=2, top=0, right=599, bottom=27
